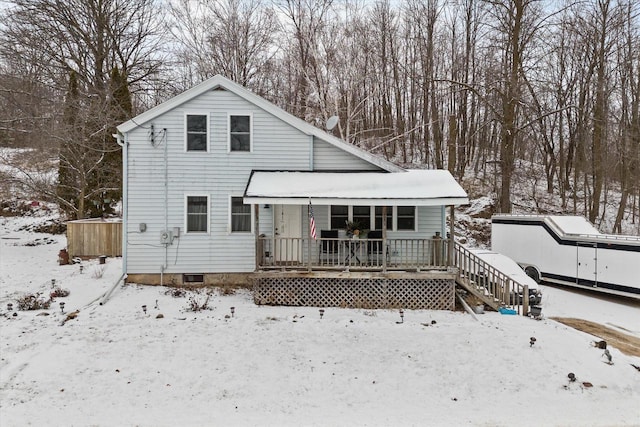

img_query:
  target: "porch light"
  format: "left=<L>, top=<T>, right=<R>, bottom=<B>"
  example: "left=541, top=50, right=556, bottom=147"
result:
left=264, top=204, right=270, bottom=209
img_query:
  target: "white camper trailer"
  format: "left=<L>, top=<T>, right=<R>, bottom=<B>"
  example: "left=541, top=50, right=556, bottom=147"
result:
left=491, top=215, right=640, bottom=300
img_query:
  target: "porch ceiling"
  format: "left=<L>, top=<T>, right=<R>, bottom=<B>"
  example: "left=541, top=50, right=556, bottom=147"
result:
left=243, top=170, right=469, bottom=206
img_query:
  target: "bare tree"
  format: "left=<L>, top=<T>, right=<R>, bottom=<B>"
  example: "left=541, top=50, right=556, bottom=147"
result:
left=0, top=0, right=164, bottom=218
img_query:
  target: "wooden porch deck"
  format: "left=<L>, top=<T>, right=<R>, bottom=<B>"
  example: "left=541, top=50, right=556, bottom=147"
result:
left=254, top=237, right=532, bottom=315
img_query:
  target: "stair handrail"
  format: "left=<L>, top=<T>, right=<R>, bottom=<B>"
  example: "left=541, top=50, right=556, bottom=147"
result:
left=453, top=242, right=529, bottom=316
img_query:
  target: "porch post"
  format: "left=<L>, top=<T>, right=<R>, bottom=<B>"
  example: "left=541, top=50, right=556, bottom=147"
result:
left=307, top=203, right=312, bottom=272
left=254, top=204, right=260, bottom=270
left=448, top=205, right=455, bottom=267
left=382, top=205, right=388, bottom=273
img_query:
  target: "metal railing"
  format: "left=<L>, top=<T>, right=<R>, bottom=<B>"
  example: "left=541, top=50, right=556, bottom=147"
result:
left=257, top=236, right=450, bottom=271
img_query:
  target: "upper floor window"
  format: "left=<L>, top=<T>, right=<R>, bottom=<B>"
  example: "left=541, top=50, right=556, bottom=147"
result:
left=186, top=195, right=209, bottom=233
left=229, top=114, right=251, bottom=152
left=185, top=114, right=208, bottom=152
left=231, top=197, right=251, bottom=232
left=397, top=206, right=416, bottom=230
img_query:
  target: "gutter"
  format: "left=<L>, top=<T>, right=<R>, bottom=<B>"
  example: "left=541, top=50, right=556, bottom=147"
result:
left=114, top=133, right=128, bottom=276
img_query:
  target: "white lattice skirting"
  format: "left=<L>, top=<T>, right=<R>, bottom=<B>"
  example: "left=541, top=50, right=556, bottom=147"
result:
left=254, top=277, right=455, bottom=310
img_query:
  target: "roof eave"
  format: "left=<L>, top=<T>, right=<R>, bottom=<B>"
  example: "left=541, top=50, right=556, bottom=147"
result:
left=243, top=196, right=469, bottom=206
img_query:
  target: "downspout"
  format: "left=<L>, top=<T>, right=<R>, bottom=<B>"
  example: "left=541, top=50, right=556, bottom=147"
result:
left=162, top=128, right=168, bottom=286
left=114, top=133, right=128, bottom=276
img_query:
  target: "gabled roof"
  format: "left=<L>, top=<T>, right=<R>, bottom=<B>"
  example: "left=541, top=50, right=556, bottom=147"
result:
left=243, top=170, right=469, bottom=206
left=117, top=75, right=404, bottom=173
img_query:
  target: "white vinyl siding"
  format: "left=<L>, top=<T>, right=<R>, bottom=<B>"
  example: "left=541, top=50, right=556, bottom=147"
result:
left=313, top=139, right=381, bottom=171
left=124, top=89, right=311, bottom=274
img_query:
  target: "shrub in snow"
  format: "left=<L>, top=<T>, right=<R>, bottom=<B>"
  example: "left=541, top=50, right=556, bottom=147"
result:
left=50, top=287, right=70, bottom=298
left=165, top=287, right=187, bottom=298
left=185, top=293, right=212, bottom=312
left=91, top=265, right=105, bottom=279
left=16, top=293, right=51, bottom=310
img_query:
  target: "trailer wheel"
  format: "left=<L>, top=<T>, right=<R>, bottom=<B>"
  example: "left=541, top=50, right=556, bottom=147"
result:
left=525, top=266, right=541, bottom=284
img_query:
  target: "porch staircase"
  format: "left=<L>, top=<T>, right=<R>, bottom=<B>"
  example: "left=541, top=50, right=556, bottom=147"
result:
left=452, top=242, right=529, bottom=314
left=455, top=274, right=502, bottom=311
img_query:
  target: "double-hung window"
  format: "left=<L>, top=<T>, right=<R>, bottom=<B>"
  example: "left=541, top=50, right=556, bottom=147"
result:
left=186, top=195, right=209, bottom=233
left=330, top=205, right=349, bottom=229
left=397, top=206, right=416, bottom=230
left=374, top=206, right=393, bottom=230
left=231, top=197, right=251, bottom=232
left=352, top=206, right=371, bottom=230
left=185, top=114, right=208, bottom=151
left=330, top=205, right=416, bottom=231
left=229, top=114, right=251, bottom=152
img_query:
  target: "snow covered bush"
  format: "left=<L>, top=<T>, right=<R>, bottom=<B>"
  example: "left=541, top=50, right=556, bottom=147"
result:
left=50, top=287, right=70, bottom=298
left=16, top=292, right=51, bottom=310
left=185, top=293, right=212, bottom=312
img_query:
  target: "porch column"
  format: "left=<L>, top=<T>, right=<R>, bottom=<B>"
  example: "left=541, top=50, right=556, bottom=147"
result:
left=382, top=205, right=388, bottom=273
left=448, top=205, right=455, bottom=267
left=254, top=204, right=260, bottom=270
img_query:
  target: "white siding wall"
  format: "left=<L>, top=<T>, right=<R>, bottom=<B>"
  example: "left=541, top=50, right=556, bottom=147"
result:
left=126, top=89, right=309, bottom=274
left=313, top=139, right=380, bottom=170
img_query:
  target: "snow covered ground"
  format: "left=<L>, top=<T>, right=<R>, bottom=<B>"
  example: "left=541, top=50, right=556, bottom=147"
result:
left=1, top=211, right=639, bottom=427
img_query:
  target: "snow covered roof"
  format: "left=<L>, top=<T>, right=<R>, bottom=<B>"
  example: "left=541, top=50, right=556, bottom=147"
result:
left=116, top=75, right=403, bottom=173
left=547, top=216, right=600, bottom=235
left=243, top=170, right=469, bottom=206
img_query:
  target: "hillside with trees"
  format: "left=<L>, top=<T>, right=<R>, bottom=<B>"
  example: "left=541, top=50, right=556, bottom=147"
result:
left=0, top=0, right=638, bottom=235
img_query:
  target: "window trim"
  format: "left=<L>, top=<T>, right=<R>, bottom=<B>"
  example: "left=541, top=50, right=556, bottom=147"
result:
left=229, top=195, right=253, bottom=234
left=184, top=112, right=210, bottom=152
left=184, top=194, right=210, bottom=234
left=227, top=112, right=253, bottom=153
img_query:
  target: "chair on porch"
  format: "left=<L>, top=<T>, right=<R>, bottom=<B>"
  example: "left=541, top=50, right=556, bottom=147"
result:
left=367, top=230, right=389, bottom=265
left=319, top=229, right=339, bottom=265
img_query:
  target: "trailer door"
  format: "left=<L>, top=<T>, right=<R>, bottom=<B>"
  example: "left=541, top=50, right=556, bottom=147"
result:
left=576, top=242, right=597, bottom=287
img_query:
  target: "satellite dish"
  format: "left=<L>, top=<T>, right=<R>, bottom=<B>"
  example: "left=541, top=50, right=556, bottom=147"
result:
left=326, top=115, right=339, bottom=131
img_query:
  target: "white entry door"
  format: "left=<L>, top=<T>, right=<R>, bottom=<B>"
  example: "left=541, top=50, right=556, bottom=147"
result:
left=577, top=242, right=597, bottom=287
left=274, top=205, right=302, bottom=262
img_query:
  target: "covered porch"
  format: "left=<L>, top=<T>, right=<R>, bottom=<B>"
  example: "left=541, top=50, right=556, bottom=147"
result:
left=244, top=170, right=469, bottom=274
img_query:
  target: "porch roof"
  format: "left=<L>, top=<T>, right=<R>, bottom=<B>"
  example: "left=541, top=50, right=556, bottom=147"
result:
left=243, top=170, right=469, bottom=206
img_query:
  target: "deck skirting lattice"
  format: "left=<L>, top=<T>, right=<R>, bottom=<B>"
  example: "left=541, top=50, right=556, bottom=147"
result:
left=254, top=277, right=454, bottom=310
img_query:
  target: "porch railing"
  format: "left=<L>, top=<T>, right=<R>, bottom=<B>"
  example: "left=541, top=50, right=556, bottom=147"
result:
left=257, top=236, right=449, bottom=271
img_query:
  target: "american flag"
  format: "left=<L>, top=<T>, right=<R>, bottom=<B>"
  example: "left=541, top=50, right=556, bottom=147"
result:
left=309, top=201, right=317, bottom=240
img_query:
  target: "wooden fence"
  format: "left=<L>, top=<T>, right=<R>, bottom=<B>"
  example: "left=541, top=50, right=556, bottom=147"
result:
left=66, top=218, right=122, bottom=259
